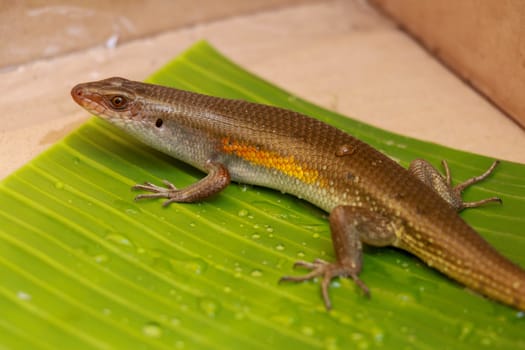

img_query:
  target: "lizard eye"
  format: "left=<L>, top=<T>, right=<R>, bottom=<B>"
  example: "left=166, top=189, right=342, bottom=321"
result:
left=109, top=95, right=128, bottom=109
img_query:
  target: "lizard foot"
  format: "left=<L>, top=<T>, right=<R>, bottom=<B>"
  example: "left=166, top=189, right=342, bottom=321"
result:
left=131, top=162, right=231, bottom=206
left=132, top=180, right=182, bottom=206
left=408, top=159, right=502, bottom=211
left=280, top=258, right=370, bottom=310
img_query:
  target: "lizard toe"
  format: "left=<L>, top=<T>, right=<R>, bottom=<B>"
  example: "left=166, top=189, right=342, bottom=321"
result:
left=280, top=259, right=369, bottom=309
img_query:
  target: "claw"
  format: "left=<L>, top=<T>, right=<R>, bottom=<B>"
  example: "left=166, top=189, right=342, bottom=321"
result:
left=409, top=159, right=502, bottom=211
left=280, top=259, right=369, bottom=310
left=132, top=180, right=180, bottom=202
left=161, top=180, right=178, bottom=190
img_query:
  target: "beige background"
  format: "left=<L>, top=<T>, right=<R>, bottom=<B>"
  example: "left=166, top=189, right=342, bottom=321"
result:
left=1, top=0, right=523, bottom=180
left=373, top=0, right=525, bottom=128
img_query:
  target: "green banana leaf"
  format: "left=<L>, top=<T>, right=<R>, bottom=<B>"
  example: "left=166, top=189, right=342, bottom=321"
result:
left=1, top=41, right=524, bottom=350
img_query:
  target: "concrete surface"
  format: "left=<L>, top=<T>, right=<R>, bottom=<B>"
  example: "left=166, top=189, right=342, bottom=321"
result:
left=1, top=0, right=523, bottom=180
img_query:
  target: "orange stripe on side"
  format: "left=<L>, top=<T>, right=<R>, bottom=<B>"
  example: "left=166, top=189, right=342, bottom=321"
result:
left=221, top=137, right=321, bottom=185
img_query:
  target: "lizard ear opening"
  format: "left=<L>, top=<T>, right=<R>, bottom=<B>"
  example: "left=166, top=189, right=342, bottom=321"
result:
left=155, top=118, right=164, bottom=128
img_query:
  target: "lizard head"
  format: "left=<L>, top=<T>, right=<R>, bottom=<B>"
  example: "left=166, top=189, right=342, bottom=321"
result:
left=71, top=77, right=143, bottom=122
left=71, top=77, right=200, bottom=158
left=71, top=77, right=179, bottom=137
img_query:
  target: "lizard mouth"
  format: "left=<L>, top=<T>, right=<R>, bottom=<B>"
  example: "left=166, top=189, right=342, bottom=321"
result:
left=71, top=84, right=108, bottom=116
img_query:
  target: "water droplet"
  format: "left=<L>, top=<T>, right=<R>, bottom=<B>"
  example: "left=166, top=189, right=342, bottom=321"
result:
left=149, top=249, right=208, bottom=275
left=188, top=259, right=207, bottom=274
left=396, top=293, right=414, bottom=305
left=142, top=322, right=163, bottom=338
left=301, top=326, right=314, bottom=336
left=270, top=313, right=295, bottom=326
left=480, top=337, right=492, bottom=346
left=350, top=332, right=369, bottom=349
left=232, top=263, right=243, bottom=277
left=275, top=243, right=285, bottom=251
left=125, top=208, right=138, bottom=215
left=54, top=181, right=64, bottom=189
left=17, top=291, right=31, bottom=301
left=223, top=286, right=232, bottom=294
left=250, top=269, right=263, bottom=277
left=234, top=311, right=246, bottom=320
left=250, top=201, right=296, bottom=220
left=372, top=328, right=384, bottom=344
left=312, top=233, right=320, bottom=239
left=251, top=233, right=261, bottom=240
left=113, top=199, right=141, bottom=215
left=296, top=251, right=305, bottom=258
left=324, top=336, right=338, bottom=350
left=238, top=209, right=249, bottom=217
left=199, top=298, right=220, bottom=318
left=335, top=144, right=355, bottom=157
left=265, top=226, right=274, bottom=233
left=172, top=257, right=208, bottom=275
left=458, top=322, right=473, bottom=340
left=105, top=233, right=134, bottom=248
left=93, top=254, right=109, bottom=264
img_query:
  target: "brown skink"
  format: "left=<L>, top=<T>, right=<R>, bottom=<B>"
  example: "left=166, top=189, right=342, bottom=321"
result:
left=71, top=77, right=525, bottom=311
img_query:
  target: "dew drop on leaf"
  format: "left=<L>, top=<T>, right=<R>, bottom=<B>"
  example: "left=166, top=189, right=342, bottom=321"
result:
left=142, top=322, right=163, bottom=338
left=199, top=297, right=221, bottom=318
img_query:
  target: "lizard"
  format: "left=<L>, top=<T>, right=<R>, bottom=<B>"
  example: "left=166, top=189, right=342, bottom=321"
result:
left=71, top=77, right=525, bottom=311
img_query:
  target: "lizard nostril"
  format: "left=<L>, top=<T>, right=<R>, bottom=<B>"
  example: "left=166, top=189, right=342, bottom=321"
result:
left=71, top=85, right=86, bottom=104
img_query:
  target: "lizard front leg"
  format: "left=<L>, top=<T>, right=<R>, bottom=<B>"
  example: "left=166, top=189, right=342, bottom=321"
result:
left=280, top=205, right=397, bottom=310
left=408, top=159, right=501, bottom=211
left=132, top=160, right=231, bottom=206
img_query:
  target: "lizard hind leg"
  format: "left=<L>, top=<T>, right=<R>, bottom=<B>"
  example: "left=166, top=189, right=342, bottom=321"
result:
left=408, top=159, right=501, bottom=211
left=280, top=206, right=397, bottom=310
